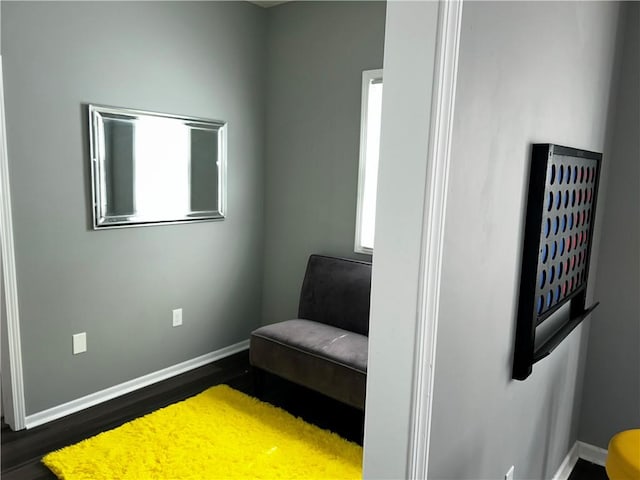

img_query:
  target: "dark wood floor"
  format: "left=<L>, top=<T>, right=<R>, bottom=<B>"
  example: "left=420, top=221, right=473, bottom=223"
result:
left=1, top=350, right=606, bottom=480
left=1, top=350, right=363, bottom=480
left=568, top=459, right=608, bottom=480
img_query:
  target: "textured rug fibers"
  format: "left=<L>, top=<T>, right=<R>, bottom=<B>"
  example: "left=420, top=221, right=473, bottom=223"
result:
left=42, top=384, right=362, bottom=479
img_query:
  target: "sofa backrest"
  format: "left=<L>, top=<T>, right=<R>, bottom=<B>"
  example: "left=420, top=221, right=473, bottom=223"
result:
left=298, top=254, right=372, bottom=336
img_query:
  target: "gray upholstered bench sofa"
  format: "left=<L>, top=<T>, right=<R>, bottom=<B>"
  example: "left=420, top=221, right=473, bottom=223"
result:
left=250, top=254, right=372, bottom=410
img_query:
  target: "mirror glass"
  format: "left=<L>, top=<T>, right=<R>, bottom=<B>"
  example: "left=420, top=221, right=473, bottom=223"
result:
left=89, top=104, right=227, bottom=229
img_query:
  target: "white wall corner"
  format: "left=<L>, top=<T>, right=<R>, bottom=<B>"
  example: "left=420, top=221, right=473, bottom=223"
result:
left=407, top=0, right=463, bottom=478
left=0, top=55, right=27, bottom=431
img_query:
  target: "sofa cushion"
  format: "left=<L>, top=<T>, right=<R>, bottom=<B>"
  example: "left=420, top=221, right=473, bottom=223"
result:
left=250, top=319, right=368, bottom=409
left=298, top=255, right=372, bottom=336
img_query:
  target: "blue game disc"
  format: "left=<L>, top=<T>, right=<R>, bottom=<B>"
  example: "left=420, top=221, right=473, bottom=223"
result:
left=537, top=296, right=544, bottom=314
left=558, top=262, right=563, bottom=279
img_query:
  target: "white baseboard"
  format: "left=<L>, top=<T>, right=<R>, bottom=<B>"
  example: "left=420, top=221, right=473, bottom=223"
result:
left=577, top=441, right=608, bottom=466
left=552, top=442, right=580, bottom=480
left=552, top=440, right=608, bottom=480
left=24, top=339, right=249, bottom=429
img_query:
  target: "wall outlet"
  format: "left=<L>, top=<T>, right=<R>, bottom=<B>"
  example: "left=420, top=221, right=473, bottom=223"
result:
left=72, top=332, right=87, bottom=355
left=172, top=308, right=183, bottom=327
left=505, top=465, right=514, bottom=480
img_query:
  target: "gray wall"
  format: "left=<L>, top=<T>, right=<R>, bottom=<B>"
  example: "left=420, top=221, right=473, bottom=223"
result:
left=428, top=2, right=621, bottom=479
left=579, top=1, right=640, bottom=449
left=261, top=1, right=385, bottom=325
left=2, top=1, right=266, bottom=414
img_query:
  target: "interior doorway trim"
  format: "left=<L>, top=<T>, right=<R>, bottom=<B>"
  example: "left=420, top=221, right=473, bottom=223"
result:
left=407, top=1, right=463, bottom=478
left=0, top=55, right=27, bottom=430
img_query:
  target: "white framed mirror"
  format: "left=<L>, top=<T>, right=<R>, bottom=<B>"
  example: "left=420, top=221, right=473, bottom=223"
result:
left=88, top=104, right=227, bottom=229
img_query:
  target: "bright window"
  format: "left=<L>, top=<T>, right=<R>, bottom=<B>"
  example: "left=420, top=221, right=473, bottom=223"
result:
left=355, top=69, right=383, bottom=254
left=134, top=117, right=190, bottom=220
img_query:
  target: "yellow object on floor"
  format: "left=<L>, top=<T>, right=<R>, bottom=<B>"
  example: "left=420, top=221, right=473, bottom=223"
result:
left=606, top=429, right=640, bottom=480
left=42, top=385, right=362, bottom=479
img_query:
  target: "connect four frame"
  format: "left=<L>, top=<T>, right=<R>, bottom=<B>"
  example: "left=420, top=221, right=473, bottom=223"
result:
left=513, top=144, right=601, bottom=380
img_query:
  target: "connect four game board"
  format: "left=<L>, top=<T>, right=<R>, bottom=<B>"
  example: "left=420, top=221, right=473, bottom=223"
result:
left=513, top=144, right=601, bottom=380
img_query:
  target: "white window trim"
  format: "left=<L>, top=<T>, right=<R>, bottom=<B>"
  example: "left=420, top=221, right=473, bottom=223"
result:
left=355, top=68, right=383, bottom=255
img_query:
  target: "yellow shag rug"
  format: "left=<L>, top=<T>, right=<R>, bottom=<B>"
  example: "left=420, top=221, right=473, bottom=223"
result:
left=42, top=385, right=362, bottom=480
